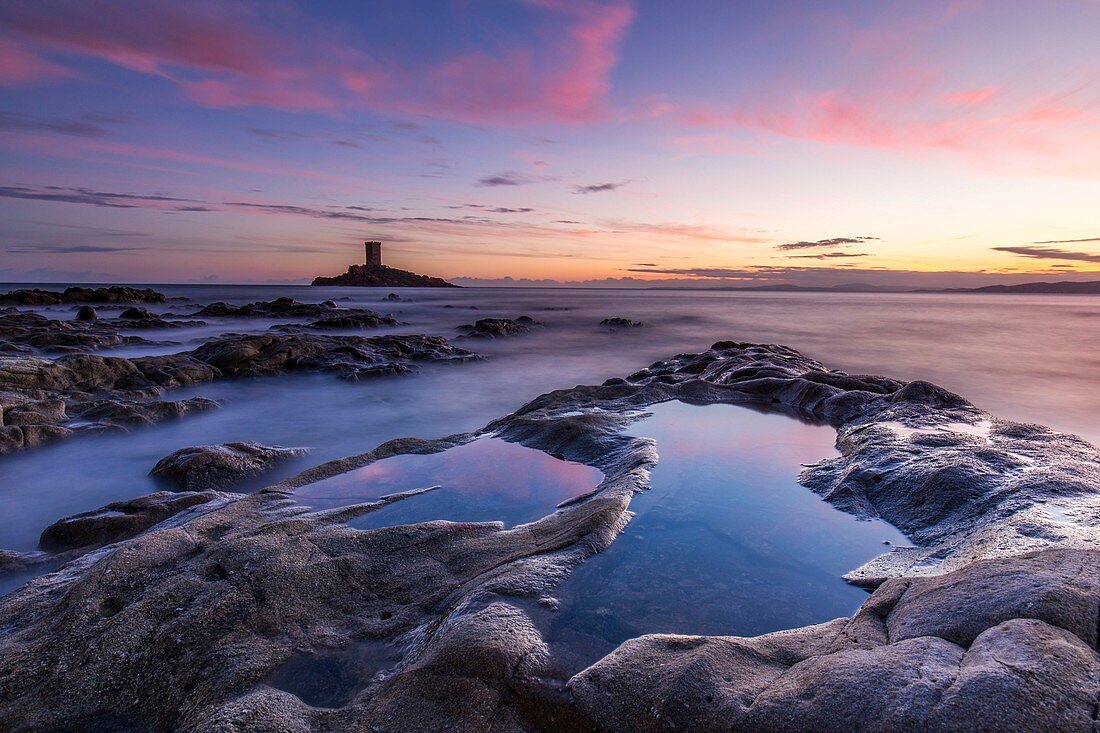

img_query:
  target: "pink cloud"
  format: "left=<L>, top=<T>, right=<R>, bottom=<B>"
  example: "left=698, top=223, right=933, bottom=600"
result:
left=941, top=86, right=1000, bottom=106
left=0, top=0, right=635, bottom=124
left=0, top=37, right=72, bottom=86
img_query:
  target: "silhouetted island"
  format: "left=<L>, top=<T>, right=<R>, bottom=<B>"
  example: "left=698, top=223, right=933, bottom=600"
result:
left=311, top=241, right=458, bottom=288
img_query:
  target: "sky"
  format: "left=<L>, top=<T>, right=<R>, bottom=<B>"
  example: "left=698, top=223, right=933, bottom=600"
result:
left=1, top=0, right=1098, bottom=288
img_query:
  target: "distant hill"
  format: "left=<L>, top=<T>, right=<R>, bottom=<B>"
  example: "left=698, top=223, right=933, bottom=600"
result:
left=312, top=264, right=458, bottom=288
left=959, top=280, right=1100, bottom=295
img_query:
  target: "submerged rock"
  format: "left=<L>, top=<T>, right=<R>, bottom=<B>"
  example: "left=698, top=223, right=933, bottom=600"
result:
left=38, top=490, right=223, bottom=552
left=74, top=306, right=98, bottom=322
left=600, top=317, right=644, bottom=329
left=150, top=441, right=310, bottom=491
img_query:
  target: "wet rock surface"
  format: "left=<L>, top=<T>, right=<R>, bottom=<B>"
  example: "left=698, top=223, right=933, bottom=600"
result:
left=0, top=325, right=476, bottom=456
left=38, top=490, right=225, bottom=552
left=599, top=317, right=644, bottom=329
left=0, top=341, right=1095, bottom=732
left=456, top=315, right=538, bottom=338
left=151, top=441, right=310, bottom=491
left=0, top=286, right=166, bottom=305
left=0, top=311, right=153, bottom=355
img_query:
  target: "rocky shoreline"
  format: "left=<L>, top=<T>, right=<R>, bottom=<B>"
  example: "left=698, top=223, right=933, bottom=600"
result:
left=0, top=338, right=1096, bottom=731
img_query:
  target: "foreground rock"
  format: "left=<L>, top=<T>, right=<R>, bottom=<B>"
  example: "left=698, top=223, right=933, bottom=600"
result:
left=312, top=263, right=458, bottom=288
left=0, top=286, right=165, bottom=305
left=0, top=341, right=1095, bottom=732
left=150, top=442, right=310, bottom=491
left=571, top=549, right=1100, bottom=733
left=38, top=490, right=224, bottom=552
left=456, top=316, right=537, bottom=339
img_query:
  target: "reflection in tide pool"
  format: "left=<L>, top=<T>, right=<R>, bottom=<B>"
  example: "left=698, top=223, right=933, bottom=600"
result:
left=538, top=401, right=909, bottom=672
left=296, top=438, right=603, bottom=530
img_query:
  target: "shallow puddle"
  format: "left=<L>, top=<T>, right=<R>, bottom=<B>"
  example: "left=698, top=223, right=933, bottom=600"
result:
left=266, top=638, right=402, bottom=708
left=296, top=437, right=604, bottom=530
left=535, top=401, right=909, bottom=672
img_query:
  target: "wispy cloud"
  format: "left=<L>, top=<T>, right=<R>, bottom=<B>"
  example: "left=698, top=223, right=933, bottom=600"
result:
left=776, top=236, right=879, bottom=251
left=993, top=245, right=1100, bottom=263
left=572, top=181, right=628, bottom=194
left=0, top=185, right=204, bottom=210
left=0, top=111, right=118, bottom=136
left=787, top=251, right=869, bottom=260
left=5, top=243, right=146, bottom=254
left=0, top=0, right=635, bottom=124
left=1031, top=236, right=1100, bottom=245
left=475, top=171, right=534, bottom=187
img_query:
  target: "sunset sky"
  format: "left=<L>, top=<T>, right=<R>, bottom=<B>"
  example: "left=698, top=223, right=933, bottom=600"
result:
left=1, top=0, right=1098, bottom=287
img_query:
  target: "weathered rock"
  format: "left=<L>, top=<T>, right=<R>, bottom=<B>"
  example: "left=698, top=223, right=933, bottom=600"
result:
left=0, top=311, right=140, bottom=354
left=39, top=490, right=223, bottom=552
left=0, top=340, right=1096, bottom=732
left=150, top=442, right=310, bottom=491
left=298, top=312, right=399, bottom=330
left=75, top=306, right=99, bottom=322
left=193, top=297, right=341, bottom=319
left=71, top=396, right=221, bottom=428
left=187, top=332, right=475, bottom=379
left=456, top=316, right=537, bottom=339
left=0, top=286, right=165, bottom=305
left=119, top=306, right=156, bottom=319
left=599, top=317, right=644, bottom=329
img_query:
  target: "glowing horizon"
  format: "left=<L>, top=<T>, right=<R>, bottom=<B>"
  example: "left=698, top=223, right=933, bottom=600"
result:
left=2, top=0, right=1098, bottom=288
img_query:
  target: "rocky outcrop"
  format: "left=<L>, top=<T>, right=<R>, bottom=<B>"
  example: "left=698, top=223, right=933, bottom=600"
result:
left=312, top=264, right=458, bottom=288
left=193, top=297, right=346, bottom=319
left=150, top=442, right=310, bottom=491
left=570, top=549, right=1100, bottom=733
left=187, top=332, right=474, bottom=380
left=297, top=312, right=399, bottom=330
left=456, top=316, right=537, bottom=339
left=75, top=306, right=98, bottom=322
left=0, top=286, right=166, bottom=305
left=38, top=490, right=224, bottom=552
left=0, top=311, right=150, bottom=354
left=599, top=317, right=644, bottom=329
left=0, top=332, right=477, bottom=456
left=0, top=341, right=1094, bottom=732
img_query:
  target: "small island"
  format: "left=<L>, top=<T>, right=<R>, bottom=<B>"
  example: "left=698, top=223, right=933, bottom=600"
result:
left=312, top=241, right=458, bottom=287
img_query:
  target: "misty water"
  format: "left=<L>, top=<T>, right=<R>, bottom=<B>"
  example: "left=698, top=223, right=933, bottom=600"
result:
left=2, top=284, right=1099, bottom=597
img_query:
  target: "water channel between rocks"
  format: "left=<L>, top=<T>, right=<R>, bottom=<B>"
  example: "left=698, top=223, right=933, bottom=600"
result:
left=273, top=400, right=909, bottom=702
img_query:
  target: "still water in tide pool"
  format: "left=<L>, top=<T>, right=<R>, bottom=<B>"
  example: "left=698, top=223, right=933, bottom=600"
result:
left=534, top=401, right=908, bottom=672
left=293, top=400, right=906, bottom=677
left=295, top=438, right=603, bottom=530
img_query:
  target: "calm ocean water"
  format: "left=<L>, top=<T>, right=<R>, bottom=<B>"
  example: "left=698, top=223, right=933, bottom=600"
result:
left=2, top=284, right=1098, bottom=562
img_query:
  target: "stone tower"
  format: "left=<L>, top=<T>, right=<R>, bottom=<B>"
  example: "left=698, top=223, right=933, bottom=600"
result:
left=364, top=241, right=382, bottom=268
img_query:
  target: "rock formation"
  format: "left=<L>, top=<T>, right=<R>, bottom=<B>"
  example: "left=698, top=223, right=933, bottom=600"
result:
left=456, top=316, right=538, bottom=339
left=0, top=341, right=1094, bottom=731
left=0, top=286, right=166, bottom=305
left=312, top=264, right=458, bottom=288
left=150, top=442, right=310, bottom=491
